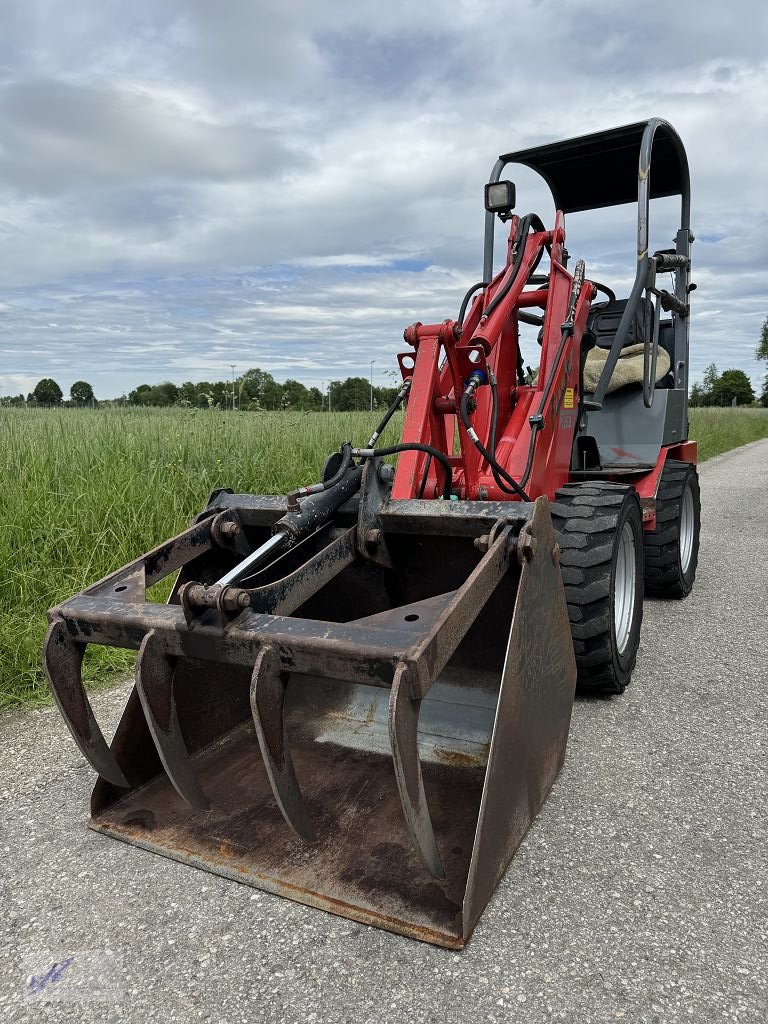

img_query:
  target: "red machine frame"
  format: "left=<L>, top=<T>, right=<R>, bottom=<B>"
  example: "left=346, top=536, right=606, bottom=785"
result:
left=392, top=210, right=695, bottom=528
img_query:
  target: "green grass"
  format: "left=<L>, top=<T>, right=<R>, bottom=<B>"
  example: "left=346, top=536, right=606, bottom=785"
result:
left=0, top=407, right=386, bottom=711
left=688, top=407, right=768, bottom=461
left=1, top=404, right=766, bottom=711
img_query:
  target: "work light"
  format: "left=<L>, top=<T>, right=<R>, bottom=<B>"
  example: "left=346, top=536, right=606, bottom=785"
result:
left=484, top=179, right=516, bottom=217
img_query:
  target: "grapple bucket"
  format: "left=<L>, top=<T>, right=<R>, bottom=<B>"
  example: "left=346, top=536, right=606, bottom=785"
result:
left=44, top=479, right=575, bottom=948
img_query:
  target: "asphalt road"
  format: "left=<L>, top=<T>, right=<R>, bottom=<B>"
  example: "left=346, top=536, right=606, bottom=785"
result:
left=1, top=440, right=766, bottom=1023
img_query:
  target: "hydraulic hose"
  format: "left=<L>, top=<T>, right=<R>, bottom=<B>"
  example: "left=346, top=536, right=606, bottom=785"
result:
left=487, top=373, right=520, bottom=496
left=457, top=281, right=488, bottom=326
left=518, top=259, right=587, bottom=489
left=286, top=441, right=353, bottom=508
left=482, top=213, right=548, bottom=322
left=417, top=453, right=433, bottom=498
left=367, top=379, right=411, bottom=448
left=353, top=443, right=453, bottom=499
left=458, top=382, right=530, bottom=501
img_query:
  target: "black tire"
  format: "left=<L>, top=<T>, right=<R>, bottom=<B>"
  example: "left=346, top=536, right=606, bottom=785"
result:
left=644, top=460, right=700, bottom=598
left=551, top=483, right=644, bottom=695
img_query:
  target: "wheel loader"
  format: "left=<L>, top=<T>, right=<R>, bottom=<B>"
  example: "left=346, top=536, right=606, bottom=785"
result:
left=44, top=118, right=700, bottom=948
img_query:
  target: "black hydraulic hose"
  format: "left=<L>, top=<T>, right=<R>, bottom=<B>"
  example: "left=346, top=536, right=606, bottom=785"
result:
left=321, top=441, right=352, bottom=488
left=417, top=453, right=433, bottom=498
left=483, top=213, right=549, bottom=323
left=354, top=443, right=453, bottom=500
left=367, top=379, right=411, bottom=447
left=524, top=227, right=548, bottom=282
left=488, top=373, right=498, bottom=461
left=286, top=441, right=352, bottom=507
left=487, top=373, right=519, bottom=497
left=519, top=259, right=587, bottom=489
left=517, top=310, right=544, bottom=327
left=591, top=280, right=616, bottom=303
left=482, top=214, right=532, bottom=322
left=457, top=281, right=488, bottom=326
left=458, top=388, right=530, bottom=501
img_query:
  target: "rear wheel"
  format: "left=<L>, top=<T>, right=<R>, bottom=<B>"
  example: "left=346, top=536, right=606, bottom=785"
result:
left=552, top=483, right=644, bottom=695
left=644, top=460, right=700, bottom=598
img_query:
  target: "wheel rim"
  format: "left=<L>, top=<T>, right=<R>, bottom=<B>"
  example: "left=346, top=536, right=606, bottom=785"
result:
left=614, top=522, right=636, bottom=655
left=679, top=485, right=695, bottom=575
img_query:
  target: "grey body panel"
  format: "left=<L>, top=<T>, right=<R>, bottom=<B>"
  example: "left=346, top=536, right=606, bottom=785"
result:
left=580, top=388, right=687, bottom=468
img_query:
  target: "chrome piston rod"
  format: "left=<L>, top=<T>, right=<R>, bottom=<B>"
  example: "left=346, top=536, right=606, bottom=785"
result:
left=216, top=531, right=287, bottom=587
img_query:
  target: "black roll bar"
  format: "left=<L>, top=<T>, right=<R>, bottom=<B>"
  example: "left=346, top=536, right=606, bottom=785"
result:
left=483, top=119, right=692, bottom=407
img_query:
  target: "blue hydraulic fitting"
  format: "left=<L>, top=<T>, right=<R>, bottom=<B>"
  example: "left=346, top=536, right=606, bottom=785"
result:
left=465, top=368, right=488, bottom=391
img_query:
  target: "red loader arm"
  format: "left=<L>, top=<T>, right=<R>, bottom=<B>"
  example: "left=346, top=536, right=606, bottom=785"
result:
left=392, top=211, right=595, bottom=502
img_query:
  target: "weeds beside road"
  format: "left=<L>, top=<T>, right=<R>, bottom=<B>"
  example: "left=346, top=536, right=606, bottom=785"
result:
left=689, top=406, right=768, bottom=460
left=1, top=405, right=766, bottom=710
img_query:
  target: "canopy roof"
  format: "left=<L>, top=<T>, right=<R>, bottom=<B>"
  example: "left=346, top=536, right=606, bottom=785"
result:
left=499, top=119, right=689, bottom=214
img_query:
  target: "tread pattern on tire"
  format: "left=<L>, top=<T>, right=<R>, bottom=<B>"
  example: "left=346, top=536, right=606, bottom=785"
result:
left=643, top=459, right=699, bottom=598
left=551, top=482, right=642, bottom=695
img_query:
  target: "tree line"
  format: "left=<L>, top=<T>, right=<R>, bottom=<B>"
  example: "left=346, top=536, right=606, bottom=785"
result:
left=8, top=318, right=768, bottom=410
left=3, top=378, right=96, bottom=407
left=689, top=365, right=763, bottom=407
left=6, top=370, right=401, bottom=411
left=126, top=370, right=401, bottom=411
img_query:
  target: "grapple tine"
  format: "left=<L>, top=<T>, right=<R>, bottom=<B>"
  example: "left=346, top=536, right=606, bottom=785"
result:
left=42, top=619, right=129, bottom=788
left=250, top=645, right=315, bottom=843
left=135, top=630, right=210, bottom=810
left=389, top=664, right=445, bottom=880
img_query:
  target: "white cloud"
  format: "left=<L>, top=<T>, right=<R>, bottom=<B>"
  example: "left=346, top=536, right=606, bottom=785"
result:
left=0, top=0, right=766, bottom=398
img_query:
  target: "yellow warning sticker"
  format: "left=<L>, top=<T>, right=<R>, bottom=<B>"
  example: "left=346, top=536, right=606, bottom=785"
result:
left=564, top=387, right=575, bottom=409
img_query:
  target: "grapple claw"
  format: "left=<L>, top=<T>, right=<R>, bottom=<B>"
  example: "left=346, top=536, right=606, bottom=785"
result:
left=42, top=619, right=129, bottom=788
left=250, top=645, right=315, bottom=843
left=49, top=487, right=575, bottom=947
left=135, top=630, right=210, bottom=810
left=389, top=664, right=445, bottom=879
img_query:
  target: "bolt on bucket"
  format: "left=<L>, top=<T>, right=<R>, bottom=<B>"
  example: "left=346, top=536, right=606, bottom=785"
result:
left=44, top=476, right=575, bottom=948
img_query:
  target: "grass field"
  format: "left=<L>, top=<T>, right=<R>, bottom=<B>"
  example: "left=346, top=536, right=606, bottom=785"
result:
left=2, top=404, right=767, bottom=711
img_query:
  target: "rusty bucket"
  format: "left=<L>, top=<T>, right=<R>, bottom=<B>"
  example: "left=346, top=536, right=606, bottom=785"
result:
left=44, top=484, right=575, bottom=948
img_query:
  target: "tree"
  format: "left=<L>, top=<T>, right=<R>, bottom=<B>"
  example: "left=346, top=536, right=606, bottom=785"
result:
left=239, top=368, right=282, bottom=410
left=700, top=362, right=718, bottom=405
left=70, top=380, right=95, bottom=405
left=333, top=377, right=369, bottom=411
left=689, top=382, right=704, bottom=408
left=128, top=382, right=179, bottom=406
left=32, top=378, right=63, bottom=405
left=375, top=385, right=400, bottom=407
left=178, top=381, right=201, bottom=407
left=710, top=368, right=755, bottom=407
left=757, top=316, right=768, bottom=362
left=307, top=387, right=323, bottom=410
left=760, top=373, right=768, bottom=409
left=281, top=379, right=311, bottom=410
left=128, top=384, right=152, bottom=404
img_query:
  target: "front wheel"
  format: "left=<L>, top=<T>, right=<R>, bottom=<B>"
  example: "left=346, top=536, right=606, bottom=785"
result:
left=552, top=483, right=645, bottom=695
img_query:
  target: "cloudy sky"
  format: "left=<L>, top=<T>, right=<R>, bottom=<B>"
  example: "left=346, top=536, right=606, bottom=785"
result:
left=1, top=0, right=766, bottom=400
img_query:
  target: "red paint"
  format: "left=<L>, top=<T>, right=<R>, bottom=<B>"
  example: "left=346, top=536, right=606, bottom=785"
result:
left=391, top=210, right=695, bottom=511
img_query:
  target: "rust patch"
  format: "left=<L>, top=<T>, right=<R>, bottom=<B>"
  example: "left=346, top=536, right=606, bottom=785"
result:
left=433, top=747, right=487, bottom=769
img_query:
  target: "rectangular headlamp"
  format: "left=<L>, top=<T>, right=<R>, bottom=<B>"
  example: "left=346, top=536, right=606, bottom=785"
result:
left=484, top=179, right=516, bottom=215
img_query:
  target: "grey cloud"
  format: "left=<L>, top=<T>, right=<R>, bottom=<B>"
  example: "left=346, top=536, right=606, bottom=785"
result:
left=0, top=0, right=765, bottom=398
left=0, top=80, right=305, bottom=197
